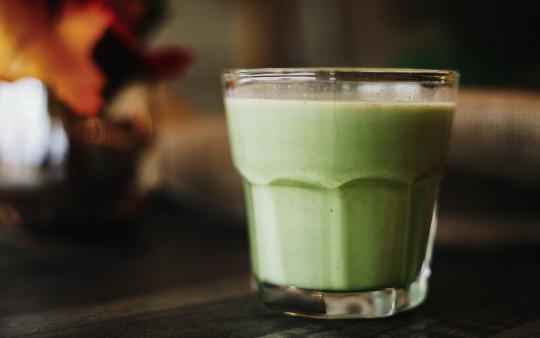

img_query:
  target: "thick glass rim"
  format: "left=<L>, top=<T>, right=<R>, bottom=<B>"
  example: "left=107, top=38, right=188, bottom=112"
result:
left=222, top=67, right=459, bottom=85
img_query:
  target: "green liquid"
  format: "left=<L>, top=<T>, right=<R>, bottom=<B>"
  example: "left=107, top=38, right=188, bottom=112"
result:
left=225, top=97, right=454, bottom=291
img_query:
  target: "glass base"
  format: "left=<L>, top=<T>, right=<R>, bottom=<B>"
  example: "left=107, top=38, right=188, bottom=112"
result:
left=256, top=272, right=429, bottom=319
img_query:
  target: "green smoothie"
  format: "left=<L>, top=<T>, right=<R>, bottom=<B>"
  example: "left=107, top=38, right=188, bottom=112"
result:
left=225, top=97, right=454, bottom=291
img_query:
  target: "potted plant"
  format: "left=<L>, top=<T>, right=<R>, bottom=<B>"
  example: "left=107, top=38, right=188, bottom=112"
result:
left=0, top=0, right=190, bottom=234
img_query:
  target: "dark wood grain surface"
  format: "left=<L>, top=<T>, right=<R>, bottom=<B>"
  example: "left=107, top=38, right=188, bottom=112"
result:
left=1, top=207, right=540, bottom=337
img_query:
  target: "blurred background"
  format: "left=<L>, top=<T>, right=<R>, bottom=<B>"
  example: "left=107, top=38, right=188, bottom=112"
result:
left=156, top=0, right=540, bottom=110
left=1, top=0, right=540, bottom=248
left=148, top=0, right=540, bottom=248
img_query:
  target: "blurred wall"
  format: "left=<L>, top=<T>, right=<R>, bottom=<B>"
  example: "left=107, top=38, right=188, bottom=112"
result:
left=150, top=1, right=235, bottom=112
left=150, top=0, right=540, bottom=113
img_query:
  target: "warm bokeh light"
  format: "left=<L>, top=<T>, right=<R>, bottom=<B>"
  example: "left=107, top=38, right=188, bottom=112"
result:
left=0, top=1, right=111, bottom=116
left=0, top=78, right=68, bottom=186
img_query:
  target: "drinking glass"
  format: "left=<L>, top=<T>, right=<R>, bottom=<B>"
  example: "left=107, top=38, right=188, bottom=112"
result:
left=222, top=68, right=458, bottom=319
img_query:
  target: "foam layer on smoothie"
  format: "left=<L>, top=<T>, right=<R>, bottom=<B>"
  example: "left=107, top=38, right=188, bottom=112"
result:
left=226, top=97, right=454, bottom=291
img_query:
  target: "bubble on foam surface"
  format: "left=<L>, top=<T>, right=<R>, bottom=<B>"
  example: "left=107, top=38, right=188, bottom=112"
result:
left=357, top=83, right=385, bottom=97
left=390, top=83, right=422, bottom=101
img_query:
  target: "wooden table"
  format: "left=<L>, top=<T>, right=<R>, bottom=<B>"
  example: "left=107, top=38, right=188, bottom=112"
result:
left=1, top=207, right=539, bottom=337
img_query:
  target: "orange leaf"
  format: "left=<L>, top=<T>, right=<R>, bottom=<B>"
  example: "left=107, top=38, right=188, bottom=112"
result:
left=0, top=0, right=113, bottom=116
